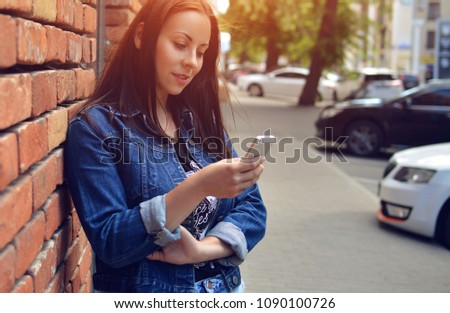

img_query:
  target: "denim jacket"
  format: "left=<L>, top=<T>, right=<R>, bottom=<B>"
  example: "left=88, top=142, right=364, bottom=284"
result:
left=64, top=105, right=267, bottom=292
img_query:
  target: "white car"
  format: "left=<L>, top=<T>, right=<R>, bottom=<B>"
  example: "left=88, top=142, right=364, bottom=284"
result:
left=236, top=67, right=336, bottom=101
left=377, top=143, right=450, bottom=249
left=346, top=67, right=404, bottom=100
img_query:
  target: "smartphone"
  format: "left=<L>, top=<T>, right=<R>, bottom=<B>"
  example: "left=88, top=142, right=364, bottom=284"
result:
left=243, top=135, right=276, bottom=159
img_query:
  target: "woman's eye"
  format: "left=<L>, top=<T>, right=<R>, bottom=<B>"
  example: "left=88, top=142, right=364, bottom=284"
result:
left=175, top=42, right=186, bottom=49
left=197, top=51, right=205, bottom=58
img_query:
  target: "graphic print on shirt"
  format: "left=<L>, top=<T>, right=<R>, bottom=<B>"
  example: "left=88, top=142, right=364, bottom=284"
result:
left=186, top=160, right=218, bottom=240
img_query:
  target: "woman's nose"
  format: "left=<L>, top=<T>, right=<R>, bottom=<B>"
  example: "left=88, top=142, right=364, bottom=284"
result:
left=182, top=51, right=198, bottom=69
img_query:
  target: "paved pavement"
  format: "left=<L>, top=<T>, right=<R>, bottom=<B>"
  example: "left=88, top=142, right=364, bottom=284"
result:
left=225, top=87, right=450, bottom=293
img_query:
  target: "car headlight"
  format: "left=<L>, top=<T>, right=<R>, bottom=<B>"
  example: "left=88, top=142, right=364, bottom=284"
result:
left=393, top=167, right=436, bottom=184
left=320, top=107, right=343, bottom=119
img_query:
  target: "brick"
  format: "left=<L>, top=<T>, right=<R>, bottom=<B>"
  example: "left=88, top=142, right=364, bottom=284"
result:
left=0, top=0, right=32, bottom=13
left=15, top=117, right=48, bottom=173
left=43, top=27, right=67, bottom=64
left=89, top=37, right=96, bottom=62
left=45, top=266, right=64, bottom=292
left=106, top=0, right=141, bottom=12
left=56, top=0, right=74, bottom=26
left=14, top=210, right=46, bottom=279
left=66, top=31, right=82, bottom=64
left=0, top=244, right=15, bottom=292
left=105, top=8, right=135, bottom=26
left=64, top=100, right=86, bottom=122
left=64, top=280, right=73, bottom=292
left=0, top=14, right=17, bottom=68
left=15, top=118, right=48, bottom=173
left=71, top=208, right=82, bottom=239
left=82, top=0, right=97, bottom=6
left=0, top=73, right=32, bottom=130
left=30, top=154, right=58, bottom=211
left=0, top=132, right=19, bottom=191
left=64, top=237, right=81, bottom=286
left=31, top=70, right=58, bottom=117
left=56, top=70, right=76, bottom=104
left=53, top=222, right=71, bottom=265
left=28, top=240, right=57, bottom=292
left=106, top=25, right=127, bottom=43
left=12, top=275, right=34, bottom=293
left=79, top=246, right=92, bottom=284
left=81, top=36, right=96, bottom=64
left=16, top=18, right=48, bottom=65
left=83, top=4, right=96, bottom=34
left=54, top=148, right=64, bottom=186
left=73, top=1, right=84, bottom=31
left=0, top=176, right=32, bottom=249
left=69, top=266, right=81, bottom=292
left=32, top=0, right=57, bottom=23
left=47, top=107, right=68, bottom=151
left=43, top=189, right=71, bottom=241
left=74, top=68, right=95, bottom=99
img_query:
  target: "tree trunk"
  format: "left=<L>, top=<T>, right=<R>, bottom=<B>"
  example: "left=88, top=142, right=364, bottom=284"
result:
left=265, top=0, right=279, bottom=71
left=298, top=0, right=338, bottom=106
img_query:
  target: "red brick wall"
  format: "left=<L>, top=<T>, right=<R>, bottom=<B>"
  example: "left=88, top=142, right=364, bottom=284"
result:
left=0, top=0, right=97, bottom=293
left=104, top=0, right=142, bottom=61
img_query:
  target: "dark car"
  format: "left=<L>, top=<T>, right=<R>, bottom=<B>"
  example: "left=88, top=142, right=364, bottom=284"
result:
left=315, top=81, right=450, bottom=156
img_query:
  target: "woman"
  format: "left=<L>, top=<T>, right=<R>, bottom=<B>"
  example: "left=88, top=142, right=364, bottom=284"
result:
left=65, top=0, right=267, bottom=293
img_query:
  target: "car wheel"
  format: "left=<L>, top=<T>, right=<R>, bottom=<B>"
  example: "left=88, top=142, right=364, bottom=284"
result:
left=436, top=201, right=450, bottom=250
left=345, top=120, right=383, bottom=156
left=248, top=84, right=263, bottom=97
left=441, top=214, right=450, bottom=250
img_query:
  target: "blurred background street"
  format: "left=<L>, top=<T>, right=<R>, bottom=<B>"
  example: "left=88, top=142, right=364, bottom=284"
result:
left=225, top=85, right=450, bottom=293
left=213, top=0, right=450, bottom=292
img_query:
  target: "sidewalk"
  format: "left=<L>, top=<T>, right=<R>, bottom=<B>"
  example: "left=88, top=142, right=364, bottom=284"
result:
left=222, top=83, right=450, bottom=293
left=224, top=94, right=379, bottom=292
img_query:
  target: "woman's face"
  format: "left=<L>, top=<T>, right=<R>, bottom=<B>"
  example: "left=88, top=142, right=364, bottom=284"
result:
left=155, top=10, right=211, bottom=103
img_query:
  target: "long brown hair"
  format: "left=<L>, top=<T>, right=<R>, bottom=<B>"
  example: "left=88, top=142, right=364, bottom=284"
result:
left=87, top=0, right=231, bottom=158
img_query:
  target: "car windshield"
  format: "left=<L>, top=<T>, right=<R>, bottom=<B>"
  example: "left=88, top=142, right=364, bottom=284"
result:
left=386, top=85, right=425, bottom=102
left=365, top=74, right=396, bottom=81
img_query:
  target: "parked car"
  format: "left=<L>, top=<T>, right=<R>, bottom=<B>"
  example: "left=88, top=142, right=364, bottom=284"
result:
left=315, top=81, right=450, bottom=156
left=236, top=67, right=336, bottom=101
left=344, top=67, right=404, bottom=100
left=229, top=67, right=264, bottom=85
left=377, top=142, right=450, bottom=249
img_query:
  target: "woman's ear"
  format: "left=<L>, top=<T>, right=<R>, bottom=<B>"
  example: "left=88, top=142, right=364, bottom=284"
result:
left=134, top=22, right=144, bottom=49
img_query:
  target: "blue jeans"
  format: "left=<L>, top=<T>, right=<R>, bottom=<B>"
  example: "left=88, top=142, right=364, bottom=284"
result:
left=195, top=275, right=245, bottom=293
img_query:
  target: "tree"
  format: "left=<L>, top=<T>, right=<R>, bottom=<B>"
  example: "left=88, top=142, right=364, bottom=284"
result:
left=222, top=0, right=359, bottom=77
left=298, top=0, right=338, bottom=106
left=222, top=0, right=308, bottom=70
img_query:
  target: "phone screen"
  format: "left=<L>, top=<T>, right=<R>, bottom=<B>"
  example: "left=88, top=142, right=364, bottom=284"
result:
left=243, top=135, right=276, bottom=159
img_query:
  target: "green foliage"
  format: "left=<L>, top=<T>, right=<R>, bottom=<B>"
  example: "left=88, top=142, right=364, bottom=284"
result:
left=221, top=0, right=363, bottom=72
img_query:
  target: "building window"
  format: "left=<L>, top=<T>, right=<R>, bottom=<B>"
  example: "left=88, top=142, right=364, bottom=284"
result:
left=428, top=2, right=440, bottom=20
left=426, top=31, right=435, bottom=49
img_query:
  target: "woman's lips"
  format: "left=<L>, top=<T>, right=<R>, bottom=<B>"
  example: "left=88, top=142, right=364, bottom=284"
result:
left=173, top=73, right=190, bottom=84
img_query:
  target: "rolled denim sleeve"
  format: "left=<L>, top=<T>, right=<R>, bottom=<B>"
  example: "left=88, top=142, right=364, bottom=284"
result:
left=139, top=194, right=180, bottom=246
left=206, top=221, right=248, bottom=266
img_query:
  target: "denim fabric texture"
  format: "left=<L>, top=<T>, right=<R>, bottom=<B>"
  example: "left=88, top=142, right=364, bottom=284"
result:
left=64, top=105, right=267, bottom=292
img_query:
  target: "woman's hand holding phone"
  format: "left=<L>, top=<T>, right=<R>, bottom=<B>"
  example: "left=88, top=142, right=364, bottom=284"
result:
left=196, top=157, right=265, bottom=198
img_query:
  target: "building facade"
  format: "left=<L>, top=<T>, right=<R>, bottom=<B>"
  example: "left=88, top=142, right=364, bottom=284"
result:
left=411, top=0, right=450, bottom=82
